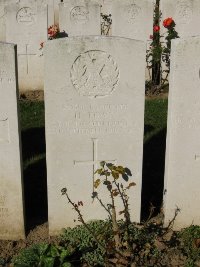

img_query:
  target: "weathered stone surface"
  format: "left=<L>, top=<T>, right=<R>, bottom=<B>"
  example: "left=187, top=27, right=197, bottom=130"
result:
left=5, top=0, right=53, bottom=91
left=59, top=0, right=101, bottom=36
left=160, top=0, right=200, bottom=38
left=0, top=42, right=25, bottom=240
left=0, top=0, right=6, bottom=42
left=164, top=37, right=200, bottom=229
left=44, top=36, right=146, bottom=236
left=111, top=0, right=153, bottom=40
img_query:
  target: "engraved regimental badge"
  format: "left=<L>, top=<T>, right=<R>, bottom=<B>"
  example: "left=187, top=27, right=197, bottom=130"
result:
left=16, top=7, right=36, bottom=24
left=71, top=50, right=119, bottom=98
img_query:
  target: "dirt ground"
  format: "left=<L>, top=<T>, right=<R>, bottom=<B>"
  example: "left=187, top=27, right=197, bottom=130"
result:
left=0, top=223, right=52, bottom=265
left=19, top=90, right=44, bottom=101
left=0, top=89, right=191, bottom=266
left=0, top=219, right=194, bottom=267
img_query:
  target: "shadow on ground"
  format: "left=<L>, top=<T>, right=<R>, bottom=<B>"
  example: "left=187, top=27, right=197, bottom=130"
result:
left=21, top=127, right=48, bottom=234
left=21, top=127, right=46, bottom=161
left=20, top=124, right=167, bottom=233
left=141, top=128, right=167, bottom=221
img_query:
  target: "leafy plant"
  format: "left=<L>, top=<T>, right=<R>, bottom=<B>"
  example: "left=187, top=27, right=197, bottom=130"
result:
left=101, top=13, right=112, bottom=36
left=146, top=0, right=179, bottom=95
left=180, top=225, right=200, bottom=267
left=62, top=162, right=136, bottom=266
left=61, top=220, right=113, bottom=266
left=12, top=243, right=73, bottom=267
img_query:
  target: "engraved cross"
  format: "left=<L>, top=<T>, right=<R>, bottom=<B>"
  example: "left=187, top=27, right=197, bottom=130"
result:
left=18, top=44, right=36, bottom=74
left=74, top=138, right=116, bottom=191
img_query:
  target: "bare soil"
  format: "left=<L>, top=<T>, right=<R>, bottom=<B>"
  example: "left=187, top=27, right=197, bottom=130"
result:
left=19, top=90, right=44, bottom=101
left=0, top=219, right=195, bottom=267
left=0, top=89, right=191, bottom=266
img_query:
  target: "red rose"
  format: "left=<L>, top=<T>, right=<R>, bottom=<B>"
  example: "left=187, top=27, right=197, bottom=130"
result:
left=153, top=25, right=160, bottom=32
left=163, top=17, right=174, bottom=28
left=48, top=25, right=59, bottom=38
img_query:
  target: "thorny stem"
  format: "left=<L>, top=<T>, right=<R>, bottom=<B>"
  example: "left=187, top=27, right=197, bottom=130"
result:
left=64, top=191, right=106, bottom=251
left=106, top=175, right=122, bottom=251
left=115, top=182, right=131, bottom=225
left=64, top=190, right=126, bottom=261
left=95, top=194, right=112, bottom=220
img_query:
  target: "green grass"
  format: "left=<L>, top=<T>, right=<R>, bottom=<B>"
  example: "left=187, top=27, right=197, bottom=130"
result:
left=19, top=100, right=45, bottom=130
left=144, top=99, right=168, bottom=143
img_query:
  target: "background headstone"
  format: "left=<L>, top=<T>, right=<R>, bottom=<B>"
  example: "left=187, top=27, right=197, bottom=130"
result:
left=59, top=0, right=101, bottom=36
left=0, top=42, right=25, bottom=240
left=5, top=0, right=53, bottom=91
left=0, top=0, right=6, bottom=42
left=160, top=0, right=200, bottom=38
left=111, top=0, right=154, bottom=41
left=45, top=36, right=146, bottom=235
left=164, top=37, right=200, bottom=229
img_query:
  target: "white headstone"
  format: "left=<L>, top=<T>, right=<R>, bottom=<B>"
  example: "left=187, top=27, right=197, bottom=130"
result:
left=5, top=0, right=53, bottom=91
left=111, top=0, right=153, bottom=41
left=59, top=0, right=101, bottom=36
left=164, top=37, right=200, bottom=229
left=0, top=42, right=25, bottom=240
left=160, top=0, right=200, bottom=38
left=45, top=36, right=146, bottom=235
left=0, top=0, right=6, bottom=42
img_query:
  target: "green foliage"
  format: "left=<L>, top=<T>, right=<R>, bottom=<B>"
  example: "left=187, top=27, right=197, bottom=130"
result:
left=61, top=220, right=113, bottom=266
left=144, top=99, right=168, bottom=143
left=101, top=13, right=112, bottom=36
left=180, top=225, right=200, bottom=267
left=146, top=1, right=179, bottom=93
left=12, top=243, right=73, bottom=267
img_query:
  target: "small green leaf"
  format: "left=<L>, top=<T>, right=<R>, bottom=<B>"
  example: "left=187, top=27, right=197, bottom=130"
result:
left=49, top=245, right=59, bottom=257
left=103, top=181, right=111, bottom=186
left=106, top=163, right=114, bottom=170
left=122, top=173, right=129, bottom=182
left=94, top=179, right=101, bottom=189
left=124, top=168, right=132, bottom=176
left=100, top=161, right=105, bottom=167
left=116, top=166, right=124, bottom=174
left=94, top=168, right=103, bottom=174
left=111, top=171, right=119, bottom=179
left=92, top=191, right=98, bottom=198
left=42, top=257, right=55, bottom=267
left=107, top=184, right=112, bottom=191
left=62, top=263, right=72, bottom=267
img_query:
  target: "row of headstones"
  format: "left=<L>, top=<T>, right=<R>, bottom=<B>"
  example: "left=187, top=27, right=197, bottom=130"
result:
left=0, top=0, right=154, bottom=92
left=0, top=0, right=199, bottom=93
left=1, top=33, right=200, bottom=240
left=2, top=0, right=200, bottom=93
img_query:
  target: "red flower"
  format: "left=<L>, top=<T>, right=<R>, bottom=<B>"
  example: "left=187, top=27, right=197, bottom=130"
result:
left=48, top=25, right=59, bottom=38
left=163, top=17, right=174, bottom=28
left=153, top=25, right=160, bottom=32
